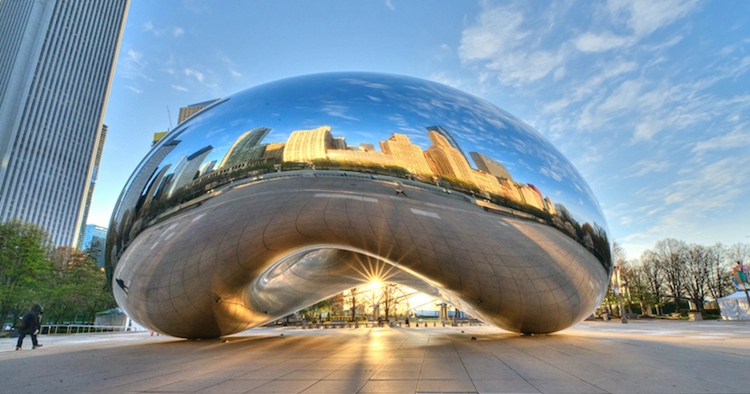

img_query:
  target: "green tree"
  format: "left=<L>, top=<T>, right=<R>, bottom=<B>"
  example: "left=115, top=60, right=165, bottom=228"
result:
left=42, top=247, right=116, bottom=324
left=0, top=220, right=53, bottom=332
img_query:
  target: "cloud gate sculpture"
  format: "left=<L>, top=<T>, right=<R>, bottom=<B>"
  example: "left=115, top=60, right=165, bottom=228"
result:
left=106, top=72, right=611, bottom=338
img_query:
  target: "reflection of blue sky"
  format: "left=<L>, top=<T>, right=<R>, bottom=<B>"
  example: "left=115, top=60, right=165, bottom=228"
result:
left=141, top=72, right=606, bottom=230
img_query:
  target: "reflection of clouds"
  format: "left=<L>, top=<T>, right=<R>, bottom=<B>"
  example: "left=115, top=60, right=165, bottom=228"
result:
left=321, top=104, right=359, bottom=121
left=136, top=72, right=607, bottom=234
left=340, top=78, right=390, bottom=90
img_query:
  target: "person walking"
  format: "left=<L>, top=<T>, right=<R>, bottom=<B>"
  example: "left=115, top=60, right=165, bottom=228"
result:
left=16, top=304, right=43, bottom=350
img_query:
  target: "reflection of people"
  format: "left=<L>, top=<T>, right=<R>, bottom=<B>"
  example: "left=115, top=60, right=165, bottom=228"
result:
left=405, top=317, right=410, bottom=327
left=116, top=278, right=129, bottom=294
left=377, top=317, right=383, bottom=327
left=395, top=181, right=407, bottom=196
left=16, top=304, right=43, bottom=350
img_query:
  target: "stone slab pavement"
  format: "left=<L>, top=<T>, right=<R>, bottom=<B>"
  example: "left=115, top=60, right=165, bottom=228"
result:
left=2, top=319, right=750, bottom=394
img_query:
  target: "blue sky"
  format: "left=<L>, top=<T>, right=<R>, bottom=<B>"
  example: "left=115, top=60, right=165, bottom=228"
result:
left=95, top=0, right=750, bottom=260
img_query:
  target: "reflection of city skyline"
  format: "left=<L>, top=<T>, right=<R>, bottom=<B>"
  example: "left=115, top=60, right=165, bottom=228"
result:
left=173, top=124, right=557, bottom=215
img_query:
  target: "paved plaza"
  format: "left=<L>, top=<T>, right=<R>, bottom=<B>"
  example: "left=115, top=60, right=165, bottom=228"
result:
left=2, top=319, right=750, bottom=393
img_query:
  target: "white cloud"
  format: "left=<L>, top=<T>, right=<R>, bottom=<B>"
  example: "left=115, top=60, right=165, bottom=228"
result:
left=230, top=70, right=241, bottom=78
left=119, top=48, right=150, bottom=81
left=692, top=123, right=750, bottom=152
left=385, top=0, right=395, bottom=11
left=172, top=85, right=188, bottom=92
left=173, top=27, right=185, bottom=38
left=184, top=68, right=205, bottom=82
left=127, top=49, right=143, bottom=64
left=125, top=86, right=142, bottom=94
left=574, top=31, right=634, bottom=52
left=607, top=0, right=698, bottom=37
left=626, top=159, right=672, bottom=177
left=543, top=60, right=638, bottom=113
left=459, top=4, right=567, bottom=86
left=598, top=80, right=643, bottom=113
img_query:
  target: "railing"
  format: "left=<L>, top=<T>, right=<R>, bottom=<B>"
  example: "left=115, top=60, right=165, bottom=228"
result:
left=40, top=324, right=141, bottom=335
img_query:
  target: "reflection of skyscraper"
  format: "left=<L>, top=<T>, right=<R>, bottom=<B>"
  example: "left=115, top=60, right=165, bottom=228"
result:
left=332, top=137, right=347, bottom=150
left=544, top=197, right=557, bottom=215
left=0, top=1, right=129, bottom=246
left=167, top=145, right=213, bottom=197
left=516, top=184, right=544, bottom=210
left=425, top=131, right=474, bottom=183
left=380, top=134, right=433, bottom=175
left=200, top=160, right=217, bottom=176
left=469, top=152, right=513, bottom=181
left=178, top=99, right=220, bottom=125
left=219, top=127, right=271, bottom=168
left=426, top=126, right=468, bottom=163
left=283, top=126, right=333, bottom=162
left=114, top=140, right=180, bottom=222
left=143, top=165, right=171, bottom=207
left=262, top=143, right=286, bottom=162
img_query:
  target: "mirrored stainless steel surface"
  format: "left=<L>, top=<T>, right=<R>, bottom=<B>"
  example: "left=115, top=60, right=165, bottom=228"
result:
left=106, top=72, right=611, bottom=338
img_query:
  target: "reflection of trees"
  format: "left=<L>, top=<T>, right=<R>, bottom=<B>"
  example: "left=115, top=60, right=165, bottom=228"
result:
left=552, top=203, right=611, bottom=270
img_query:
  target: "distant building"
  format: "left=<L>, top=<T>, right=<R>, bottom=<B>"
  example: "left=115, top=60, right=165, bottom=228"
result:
left=81, top=224, right=107, bottom=267
left=153, top=131, right=169, bottom=146
left=77, top=124, right=108, bottom=249
left=177, top=99, right=220, bottom=124
left=0, top=1, right=129, bottom=246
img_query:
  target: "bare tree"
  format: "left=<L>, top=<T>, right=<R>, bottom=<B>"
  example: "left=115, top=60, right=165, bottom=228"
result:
left=684, top=244, right=711, bottom=312
left=728, top=242, right=750, bottom=265
left=640, top=250, right=664, bottom=315
left=706, top=243, right=733, bottom=301
left=653, top=238, right=689, bottom=313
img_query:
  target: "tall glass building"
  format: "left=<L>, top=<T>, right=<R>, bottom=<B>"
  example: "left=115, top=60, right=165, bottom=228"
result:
left=0, top=0, right=129, bottom=246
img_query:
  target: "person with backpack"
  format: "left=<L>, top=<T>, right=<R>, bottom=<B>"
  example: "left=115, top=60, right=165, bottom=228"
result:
left=15, top=304, right=43, bottom=350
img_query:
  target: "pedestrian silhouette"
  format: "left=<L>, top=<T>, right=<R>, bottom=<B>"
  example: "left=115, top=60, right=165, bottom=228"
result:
left=16, top=304, right=43, bottom=350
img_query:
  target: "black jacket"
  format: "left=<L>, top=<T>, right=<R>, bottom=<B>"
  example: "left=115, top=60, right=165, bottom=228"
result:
left=19, top=310, right=41, bottom=335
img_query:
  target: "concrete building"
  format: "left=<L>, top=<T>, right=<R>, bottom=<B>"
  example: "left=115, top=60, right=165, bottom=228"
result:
left=177, top=99, right=220, bottom=125
left=0, top=0, right=129, bottom=246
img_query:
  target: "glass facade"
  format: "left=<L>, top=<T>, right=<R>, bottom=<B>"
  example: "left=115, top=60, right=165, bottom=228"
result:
left=0, top=0, right=129, bottom=246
